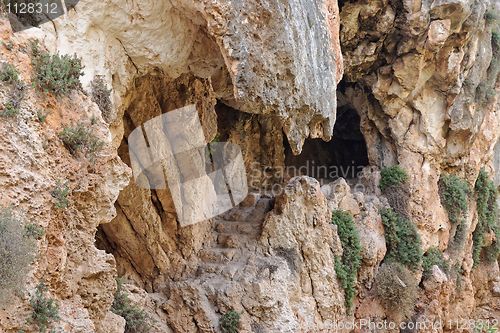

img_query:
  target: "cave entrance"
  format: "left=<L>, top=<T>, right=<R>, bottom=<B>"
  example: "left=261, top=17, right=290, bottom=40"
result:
left=284, top=105, right=368, bottom=184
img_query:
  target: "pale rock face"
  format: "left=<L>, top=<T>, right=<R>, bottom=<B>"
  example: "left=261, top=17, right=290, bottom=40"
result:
left=261, top=176, right=345, bottom=327
left=37, top=0, right=343, bottom=154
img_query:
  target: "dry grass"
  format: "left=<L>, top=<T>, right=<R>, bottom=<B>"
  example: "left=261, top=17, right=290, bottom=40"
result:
left=374, top=262, right=418, bottom=320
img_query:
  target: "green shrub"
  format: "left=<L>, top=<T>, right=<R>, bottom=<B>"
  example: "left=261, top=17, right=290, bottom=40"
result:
left=451, top=263, right=464, bottom=292
left=37, top=110, right=48, bottom=123
left=2, top=82, right=26, bottom=117
left=439, top=174, right=470, bottom=224
left=332, top=210, right=362, bottom=311
left=24, top=223, right=45, bottom=240
left=220, top=310, right=240, bottom=333
left=449, top=219, right=468, bottom=254
left=0, top=63, right=20, bottom=83
left=30, top=40, right=41, bottom=58
left=374, top=262, right=418, bottom=320
left=380, top=208, right=422, bottom=270
left=472, top=169, right=499, bottom=266
left=1, top=100, right=20, bottom=117
left=493, top=31, right=500, bottom=48
left=422, top=247, right=449, bottom=277
left=50, top=181, right=70, bottom=209
left=91, top=76, right=112, bottom=123
left=1, top=40, right=14, bottom=51
left=384, top=182, right=411, bottom=218
left=111, top=279, right=151, bottom=333
left=379, top=165, right=408, bottom=192
left=59, top=123, right=104, bottom=159
left=485, top=10, right=499, bottom=25
left=30, top=282, right=60, bottom=333
left=0, top=208, right=35, bottom=302
left=33, top=51, right=83, bottom=95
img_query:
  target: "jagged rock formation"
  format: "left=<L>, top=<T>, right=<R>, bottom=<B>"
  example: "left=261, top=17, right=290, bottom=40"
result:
left=0, top=0, right=499, bottom=331
left=41, top=0, right=343, bottom=154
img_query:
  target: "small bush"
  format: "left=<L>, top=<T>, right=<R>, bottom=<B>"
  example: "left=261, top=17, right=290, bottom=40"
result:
left=220, top=310, right=240, bottom=333
left=1, top=82, right=26, bottom=117
left=493, top=31, right=500, bottom=48
left=0, top=63, right=20, bottom=83
left=422, top=247, right=449, bottom=277
left=332, top=210, right=362, bottom=311
left=473, top=169, right=499, bottom=266
left=30, top=282, right=60, bottom=333
left=485, top=10, right=499, bottom=25
left=439, top=174, right=470, bottom=224
left=379, top=165, right=408, bottom=192
left=449, top=219, right=468, bottom=253
left=1, top=40, right=14, bottom=51
left=0, top=208, right=35, bottom=302
left=50, top=181, right=70, bottom=209
left=374, top=262, right=418, bottom=320
left=37, top=110, right=48, bottom=123
left=59, top=123, right=104, bottom=159
left=111, top=279, right=151, bottom=333
left=33, top=51, right=83, bottom=95
left=90, top=76, right=112, bottom=123
left=380, top=208, right=422, bottom=270
left=384, top=183, right=410, bottom=218
left=1, top=100, right=20, bottom=117
left=24, top=223, right=45, bottom=240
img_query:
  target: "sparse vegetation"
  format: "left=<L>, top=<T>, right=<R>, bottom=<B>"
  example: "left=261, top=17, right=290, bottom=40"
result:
left=37, top=110, right=48, bottom=123
left=485, top=10, right=499, bottom=25
left=380, top=208, right=422, bottom=270
left=439, top=174, right=470, bottom=224
left=50, top=181, right=70, bottom=209
left=1, top=82, right=26, bottom=118
left=1, top=101, right=20, bottom=117
left=24, top=223, right=45, bottom=240
left=493, top=31, right=500, bottom=48
left=379, top=165, right=409, bottom=192
left=30, top=282, right=60, bottom=333
left=91, top=76, right=112, bottom=123
left=449, top=219, right=468, bottom=254
left=384, top=181, right=411, bottom=218
left=331, top=210, right=362, bottom=311
left=1, top=40, right=14, bottom=51
left=422, top=247, right=449, bottom=277
left=220, top=310, right=240, bottom=333
left=374, top=262, right=418, bottom=320
left=0, top=208, right=35, bottom=302
left=0, top=63, right=20, bottom=83
left=472, top=169, right=499, bottom=266
left=58, top=122, right=104, bottom=159
left=32, top=50, right=83, bottom=95
left=111, top=279, right=151, bottom=333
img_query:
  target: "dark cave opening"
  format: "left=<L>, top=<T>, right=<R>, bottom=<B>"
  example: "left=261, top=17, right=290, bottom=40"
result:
left=284, top=104, right=369, bottom=182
